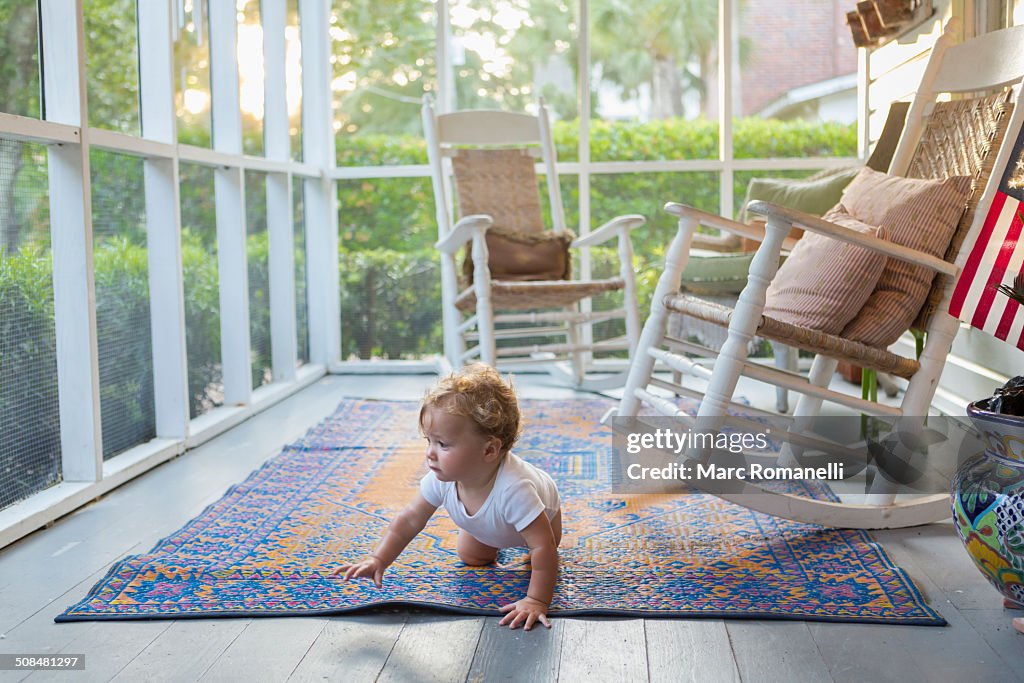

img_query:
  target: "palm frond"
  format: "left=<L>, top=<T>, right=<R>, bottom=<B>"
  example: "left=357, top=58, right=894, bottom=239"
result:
left=995, top=271, right=1024, bottom=305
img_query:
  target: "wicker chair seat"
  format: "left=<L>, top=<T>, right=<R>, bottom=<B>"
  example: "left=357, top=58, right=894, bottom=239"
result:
left=663, top=293, right=920, bottom=379
left=456, top=277, right=625, bottom=312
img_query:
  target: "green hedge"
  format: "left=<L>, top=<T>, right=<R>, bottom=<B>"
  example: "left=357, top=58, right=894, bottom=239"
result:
left=336, top=117, right=856, bottom=254
left=0, top=247, right=61, bottom=508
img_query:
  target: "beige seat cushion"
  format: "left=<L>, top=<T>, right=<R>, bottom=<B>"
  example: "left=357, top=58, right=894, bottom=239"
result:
left=762, top=212, right=888, bottom=335
left=836, top=168, right=973, bottom=347
left=461, top=227, right=574, bottom=285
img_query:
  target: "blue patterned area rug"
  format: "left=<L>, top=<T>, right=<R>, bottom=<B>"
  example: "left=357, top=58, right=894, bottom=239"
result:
left=57, top=398, right=944, bottom=625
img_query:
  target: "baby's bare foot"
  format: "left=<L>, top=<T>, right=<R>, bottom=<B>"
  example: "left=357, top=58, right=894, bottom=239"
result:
left=1013, top=618, right=1024, bottom=634
left=1003, top=597, right=1024, bottom=609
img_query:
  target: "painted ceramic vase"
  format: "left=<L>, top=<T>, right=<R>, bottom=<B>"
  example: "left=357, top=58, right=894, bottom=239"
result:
left=952, top=398, right=1024, bottom=604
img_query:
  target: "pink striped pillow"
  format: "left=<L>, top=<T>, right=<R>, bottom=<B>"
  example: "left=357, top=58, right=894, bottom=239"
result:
left=763, top=213, right=888, bottom=335
left=837, top=168, right=972, bottom=347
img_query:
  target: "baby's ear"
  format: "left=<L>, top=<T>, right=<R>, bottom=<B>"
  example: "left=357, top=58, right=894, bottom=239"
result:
left=484, top=436, right=503, bottom=462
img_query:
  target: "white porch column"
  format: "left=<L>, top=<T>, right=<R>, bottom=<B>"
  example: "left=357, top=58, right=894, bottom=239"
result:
left=264, top=0, right=299, bottom=381
left=300, top=0, right=341, bottom=367
left=209, top=0, right=253, bottom=403
left=139, top=0, right=190, bottom=437
left=41, top=0, right=102, bottom=481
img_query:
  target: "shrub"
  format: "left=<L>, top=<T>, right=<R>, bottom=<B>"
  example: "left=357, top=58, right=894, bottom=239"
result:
left=92, top=237, right=155, bottom=458
left=339, top=247, right=442, bottom=359
left=0, top=247, right=61, bottom=508
left=336, top=117, right=855, bottom=255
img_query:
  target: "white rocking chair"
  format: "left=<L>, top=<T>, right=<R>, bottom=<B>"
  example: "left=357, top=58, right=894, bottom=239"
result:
left=615, top=20, right=1024, bottom=529
left=423, top=95, right=645, bottom=389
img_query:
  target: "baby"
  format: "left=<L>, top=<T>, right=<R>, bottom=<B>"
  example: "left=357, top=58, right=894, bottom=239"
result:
left=336, top=363, right=562, bottom=630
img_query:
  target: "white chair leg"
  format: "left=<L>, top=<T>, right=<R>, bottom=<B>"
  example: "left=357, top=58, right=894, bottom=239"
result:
left=439, top=254, right=465, bottom=369
left=877, top=372, right=900, bottom=398
left=619, top=215, right=699, bottom=416
left=471, top=232, right=497, bottom=366
left=776, top=354, right=839, bottom=467
left=567, top=307, right=585, bottom=386
left=771, top=341, right=797, bottom=413
left=618, top=228, right=641, bottom=357
left=867, top=312, right=959, bottom=500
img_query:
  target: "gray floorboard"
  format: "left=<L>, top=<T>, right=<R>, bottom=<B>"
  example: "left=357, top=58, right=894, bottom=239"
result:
left=557, top=618, right=648, bottom=683
left=0, top=558, right=148, bottom=659
left=467, top=617, right=564, bottom=681
left=110, top=619, right=250, bottom=682
left=24, top=621, right=171, bottom=683
left=959, top=609, right=1024, bottom=683
left=287, top=614, right=406, bottom=683
left=376, top=614, right=484, bottom=683
left=1, top=375, right=1022, bottom=682
left=200, top=617, right=328, bottom=682
left=726, top=621, right=832, bottom=683
left=644, top=619, right=740, bottom=683
left=809, top=522, right=1021, bottom=682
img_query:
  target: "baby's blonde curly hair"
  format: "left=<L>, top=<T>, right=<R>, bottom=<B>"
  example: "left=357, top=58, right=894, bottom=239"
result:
left=419, top=363, right=522, bottom=455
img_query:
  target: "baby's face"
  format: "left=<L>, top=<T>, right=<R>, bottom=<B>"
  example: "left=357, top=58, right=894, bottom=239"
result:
left=421, top=407, right=494, bottom=483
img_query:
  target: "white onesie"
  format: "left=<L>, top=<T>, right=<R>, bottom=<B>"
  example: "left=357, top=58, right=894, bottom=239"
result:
left=419, top=452, right=560, bottom=549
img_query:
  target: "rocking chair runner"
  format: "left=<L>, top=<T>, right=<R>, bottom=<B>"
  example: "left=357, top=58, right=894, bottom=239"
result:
left=615, top=20, right=1024, bottom=529
left=423, top=96, right=646, bottom=388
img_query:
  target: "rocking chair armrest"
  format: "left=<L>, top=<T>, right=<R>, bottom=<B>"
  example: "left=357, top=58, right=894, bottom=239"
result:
left=435, top=214, right=494, bottom=255
left=746, top=200, right=958, bottom=276
left=571, top=214, right=646, bottom=248
left=664, top=202, right=801, bottom=252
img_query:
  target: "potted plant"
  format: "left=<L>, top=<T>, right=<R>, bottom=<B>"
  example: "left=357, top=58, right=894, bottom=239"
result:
left=951, top=275, right=1024, bottom=634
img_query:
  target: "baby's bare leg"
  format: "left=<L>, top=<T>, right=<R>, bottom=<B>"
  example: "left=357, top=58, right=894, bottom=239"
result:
left=457, top=529, right=499, bottom=566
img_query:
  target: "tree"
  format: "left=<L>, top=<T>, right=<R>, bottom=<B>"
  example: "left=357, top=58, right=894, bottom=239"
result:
left=332, top=0, right=438, bottom=137
left=591, top=0, right=719, bottom=119
left=0, top=0, right=40, bottom=253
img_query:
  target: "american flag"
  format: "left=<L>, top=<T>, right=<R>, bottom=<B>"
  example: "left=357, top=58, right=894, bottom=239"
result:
left=949, top=119, right=1024, bottom=351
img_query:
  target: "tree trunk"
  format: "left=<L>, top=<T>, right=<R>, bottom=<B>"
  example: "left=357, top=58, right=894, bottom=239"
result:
left=0, top=139, right=24, bottom=254
left=0, top=6, right=40, bottom=254
left=651, top=54, right=685, bottom=120
left=698, top=52, right=711, bottom=117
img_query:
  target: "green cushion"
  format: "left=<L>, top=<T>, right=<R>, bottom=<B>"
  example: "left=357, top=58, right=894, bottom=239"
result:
left=681, top=167, right=861, bottom=295
left=739, top=166, right=861, bottom=223
left=679, top=251, right=756, bottom=295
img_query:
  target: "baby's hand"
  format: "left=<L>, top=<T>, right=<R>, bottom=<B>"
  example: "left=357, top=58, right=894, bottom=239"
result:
left=498, top=596, right=551, bottom=630
left=332, top=556, right=386, bottom=588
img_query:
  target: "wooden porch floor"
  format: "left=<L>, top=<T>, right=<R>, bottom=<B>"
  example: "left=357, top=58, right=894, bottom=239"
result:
left=0, top=373, right=1021, bottom=682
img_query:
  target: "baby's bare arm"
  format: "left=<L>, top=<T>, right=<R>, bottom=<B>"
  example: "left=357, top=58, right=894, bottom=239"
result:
left=373, top=493, right=437, bottom=566
left=334, top=493, right=436, bottom=585
left=520, top=512, right=559, bottom=605
left=499, top=511, right=559, bottom=630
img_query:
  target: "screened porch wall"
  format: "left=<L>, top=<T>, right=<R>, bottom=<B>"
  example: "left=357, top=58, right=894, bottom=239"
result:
left=0, top=0, right=334, bottom=548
